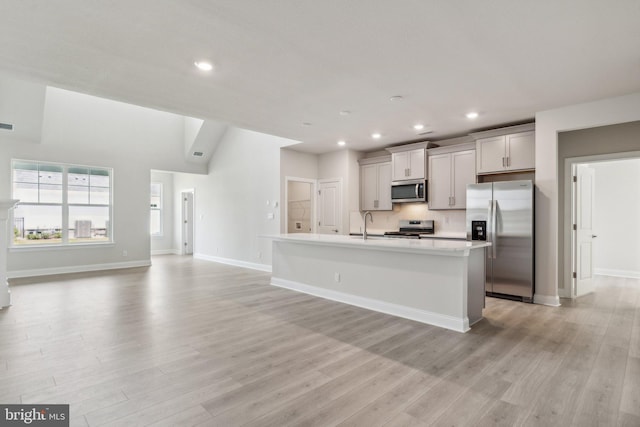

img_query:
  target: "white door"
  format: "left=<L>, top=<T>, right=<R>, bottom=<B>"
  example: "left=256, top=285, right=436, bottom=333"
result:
left=318, top=179, right=341, bottom=234
left=182, top=191, right=194, bottom=255
left=574, top=165, right=596, bottom=296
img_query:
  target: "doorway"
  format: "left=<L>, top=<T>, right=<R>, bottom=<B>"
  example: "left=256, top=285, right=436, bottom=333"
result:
left=565, top=152, right=640, bottom=298
left=182, top=190, right=194, bottom=255
left=284, top=177, right=316, bottom=234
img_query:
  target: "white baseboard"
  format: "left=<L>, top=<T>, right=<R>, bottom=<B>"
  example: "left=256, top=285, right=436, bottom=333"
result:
left=533, top=293, right=561, bottom=307
left=557, top=286, right=571, bottom=299
left=193, top=253, right=272, bottom=273
left=8, top=260, right=152, bottom=279
left=595, top=268, right=640, bottom=279
left=271, top=277, right=470, bottom=333
left=151, top=249, right=181, bottom=256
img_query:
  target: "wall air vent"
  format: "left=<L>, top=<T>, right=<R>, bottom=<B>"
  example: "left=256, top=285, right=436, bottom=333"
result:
left=0, top=122, right=14, bottom=131
left=192, top=151, right=204, bottom=157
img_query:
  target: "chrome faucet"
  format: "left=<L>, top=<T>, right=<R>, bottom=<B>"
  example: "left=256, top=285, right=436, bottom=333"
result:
left=362, top=211, right=373, bottom=240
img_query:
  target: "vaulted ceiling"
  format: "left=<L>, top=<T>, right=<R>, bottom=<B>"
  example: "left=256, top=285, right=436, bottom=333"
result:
left=1, top=1, right=639, bottom=153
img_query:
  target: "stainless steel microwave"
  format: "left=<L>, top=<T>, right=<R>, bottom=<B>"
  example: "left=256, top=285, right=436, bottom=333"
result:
left=391, top=179, right=427, bottom=203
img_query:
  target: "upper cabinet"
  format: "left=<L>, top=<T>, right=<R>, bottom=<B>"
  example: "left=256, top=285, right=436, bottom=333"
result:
left=359, top=156, right=392, bottom=211
left=472, top=123, right=535, bottom=175
left=386, top=141, right=429, bottom=181
left=427, top=142, right=476, bottom=210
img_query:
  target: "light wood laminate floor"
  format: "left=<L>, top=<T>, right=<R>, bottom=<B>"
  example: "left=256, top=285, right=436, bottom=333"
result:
left=1, top=255, right=639, bottom=426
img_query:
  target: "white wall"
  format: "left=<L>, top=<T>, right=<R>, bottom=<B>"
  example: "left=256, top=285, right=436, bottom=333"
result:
left=592, top=159, right=640, bottom=278
left=150, top=170, right=176, bottom=255
left=535, top=91, right=640, bottom=305
left=1, top=85, right=207, bottom=277
left=173, top=127, right=297, bottom=270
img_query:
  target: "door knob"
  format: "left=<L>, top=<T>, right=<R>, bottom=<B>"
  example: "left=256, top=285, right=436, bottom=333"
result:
left=592, top=235, right=598, bottom=238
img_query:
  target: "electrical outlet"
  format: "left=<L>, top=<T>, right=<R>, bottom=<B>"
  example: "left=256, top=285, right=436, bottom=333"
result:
left=122, top=250, right=128, bottom=257
left=334, top=272, right=341, bottom=283
left=257, top=251, right=262, bottom=259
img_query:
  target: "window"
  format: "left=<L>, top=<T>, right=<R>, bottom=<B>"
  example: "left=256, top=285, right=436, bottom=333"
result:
left=12, top=160, right=112, bottom=246
left=150, top=182, right=162, bottom=236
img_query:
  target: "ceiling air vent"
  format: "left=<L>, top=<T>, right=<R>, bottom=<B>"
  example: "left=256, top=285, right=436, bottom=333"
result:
left=192, top=151, right=204, bottom=157
left=0, top=122, right=14, bottom=131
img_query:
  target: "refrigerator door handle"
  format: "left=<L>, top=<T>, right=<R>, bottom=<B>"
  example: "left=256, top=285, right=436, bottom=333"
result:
left=492, top=199, right=498, bottom=259
left=487, top=199, right=493, bottom=253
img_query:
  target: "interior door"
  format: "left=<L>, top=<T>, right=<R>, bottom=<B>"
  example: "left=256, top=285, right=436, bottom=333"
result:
left=317, top=179, right=341, bottom=234
left=574, top=165, right=596, bottom=296
left=182, top=191, right=194, bottom=255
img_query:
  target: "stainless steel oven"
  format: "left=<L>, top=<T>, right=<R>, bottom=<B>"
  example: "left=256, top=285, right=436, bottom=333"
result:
left=391, top=179, right=427, bottom=203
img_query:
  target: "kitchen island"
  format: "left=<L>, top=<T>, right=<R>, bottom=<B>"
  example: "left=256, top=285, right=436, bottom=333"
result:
left=266, top=234, right=490, bottom=332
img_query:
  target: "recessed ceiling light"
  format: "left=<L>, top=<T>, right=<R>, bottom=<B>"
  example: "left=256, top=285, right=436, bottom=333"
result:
left=194, top=61, right=213, bottom=71
left=371, top=133, right=382, bottom=139
left=339, top=110, right=351, bottom=116
left=413, top=124, right=424, bottom=131
left=337, top=140, right=346, bottom=146
left=466, top=112, right=479, bottom=119
left=390, top=96, right=403, bottom=102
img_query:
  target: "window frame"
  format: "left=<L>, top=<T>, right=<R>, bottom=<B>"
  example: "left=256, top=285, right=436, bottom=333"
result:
left=11, top=159, right=114, bottom=248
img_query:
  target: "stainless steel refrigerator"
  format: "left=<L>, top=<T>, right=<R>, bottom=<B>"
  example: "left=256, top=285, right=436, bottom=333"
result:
left=466, top=180, right=534, bottom=302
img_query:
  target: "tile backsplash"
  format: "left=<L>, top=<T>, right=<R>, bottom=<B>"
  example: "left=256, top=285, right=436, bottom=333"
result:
left=350, top=204, right=466, bottom=234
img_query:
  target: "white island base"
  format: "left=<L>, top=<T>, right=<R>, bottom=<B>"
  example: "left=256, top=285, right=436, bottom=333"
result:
left=269, top=234, right=490, bottom=333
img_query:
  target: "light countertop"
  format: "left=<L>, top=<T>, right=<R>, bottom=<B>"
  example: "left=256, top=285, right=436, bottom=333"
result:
left=348, top=231, right=467, bottom=240
left=265, top=233, right=490, bottom=256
